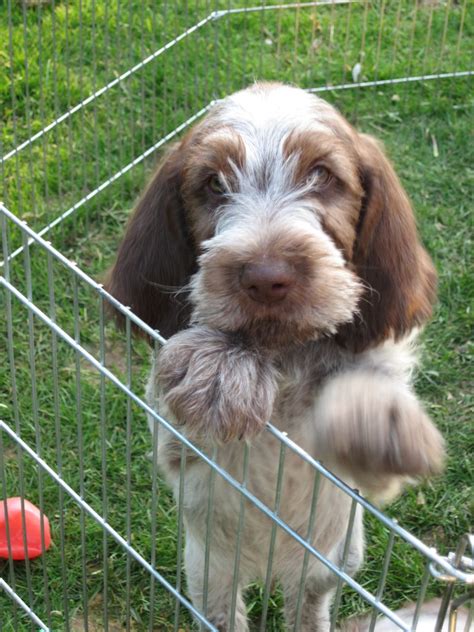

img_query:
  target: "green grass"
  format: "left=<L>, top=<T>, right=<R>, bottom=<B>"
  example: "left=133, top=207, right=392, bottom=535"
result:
left=1, top=1, right=473, bottom=630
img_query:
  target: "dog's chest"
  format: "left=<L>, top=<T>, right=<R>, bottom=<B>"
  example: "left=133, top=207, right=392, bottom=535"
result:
left=273, top=340, right=346, bottom=426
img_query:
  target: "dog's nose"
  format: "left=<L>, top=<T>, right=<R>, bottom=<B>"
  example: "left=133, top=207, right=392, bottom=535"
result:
left=240, top=260, right=295, bottom=304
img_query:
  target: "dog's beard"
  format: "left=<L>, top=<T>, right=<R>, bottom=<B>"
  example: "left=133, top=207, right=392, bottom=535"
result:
left=235, top=317, right=328, bottom=348
left=190, top=279, right=361, bottom=349
left=189, top=229, right=363, bottom=348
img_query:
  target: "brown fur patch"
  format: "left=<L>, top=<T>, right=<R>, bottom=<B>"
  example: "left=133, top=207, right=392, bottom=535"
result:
left=283, top=129, right=362, bottom=197
left=104, top=140, right=197, bottom=339
left=282, top=130, right=363, bottom=260
left=181, top=129, right=246, bottom=243
left=337, top=133, right=437, bottom=351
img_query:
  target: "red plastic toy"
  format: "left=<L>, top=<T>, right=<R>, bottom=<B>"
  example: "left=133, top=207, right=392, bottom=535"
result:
left=0, top=497, right=51, bottom=560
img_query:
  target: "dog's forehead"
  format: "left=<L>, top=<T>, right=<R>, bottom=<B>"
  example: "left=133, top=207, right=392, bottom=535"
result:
left=211, top=84, right=343, bottom=139
left=197, top=84, right=356, bottom=191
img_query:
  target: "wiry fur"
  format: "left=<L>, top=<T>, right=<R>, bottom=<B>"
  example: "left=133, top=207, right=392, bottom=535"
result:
left=157, top=326, right=279, bottom=442
left=107, top=83, right=445, bottom=631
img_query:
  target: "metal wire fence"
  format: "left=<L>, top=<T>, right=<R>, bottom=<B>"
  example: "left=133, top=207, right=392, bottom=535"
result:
left=1, top=1, right=473, bottom=630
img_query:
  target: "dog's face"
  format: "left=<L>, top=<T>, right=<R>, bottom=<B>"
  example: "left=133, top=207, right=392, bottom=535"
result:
left=182, top=86, right=364, bottom=346
left=107, top=83, right=436, bottom=350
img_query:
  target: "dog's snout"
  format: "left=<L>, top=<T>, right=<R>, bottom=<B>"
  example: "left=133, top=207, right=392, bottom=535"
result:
left=240, top=260, right=295, bottom=304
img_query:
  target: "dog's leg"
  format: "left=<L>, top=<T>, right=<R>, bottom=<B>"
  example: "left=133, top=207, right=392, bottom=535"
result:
left=282, top=509, right=364, bottom=632
left=281, top=555, right=337, bottom=632
left=185, top=535, right=249, bottom=632
left=283, top=577, right=334, bottom=632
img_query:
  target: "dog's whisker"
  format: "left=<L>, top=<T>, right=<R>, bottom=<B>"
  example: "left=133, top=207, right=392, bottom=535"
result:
left=145, top=280, right=182, bottom=293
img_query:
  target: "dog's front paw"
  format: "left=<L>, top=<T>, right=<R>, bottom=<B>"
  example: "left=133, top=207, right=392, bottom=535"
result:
left=316, top=372, right=445, bottom=479
left=157, top=326, right=278, bottom=442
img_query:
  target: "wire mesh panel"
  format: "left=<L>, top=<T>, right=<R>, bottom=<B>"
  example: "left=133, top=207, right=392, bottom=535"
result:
left=2, top=1, right=473, bottom=235
left=1, top=1, right=473, bottom=631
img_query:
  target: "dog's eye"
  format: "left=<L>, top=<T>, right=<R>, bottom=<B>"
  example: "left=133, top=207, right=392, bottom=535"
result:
left=307, top=165, right=332, bottom=190
left=208, top=174, right=225, bottom=195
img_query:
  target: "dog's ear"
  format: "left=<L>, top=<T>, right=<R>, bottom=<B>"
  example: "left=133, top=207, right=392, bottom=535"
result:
left=105, top=143, right=197, bottom=338
left=338, top=134, right=437, bottom=351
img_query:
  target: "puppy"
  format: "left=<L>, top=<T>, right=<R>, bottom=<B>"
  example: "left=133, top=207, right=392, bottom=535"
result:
left=106, top=83, right=445, bottom=631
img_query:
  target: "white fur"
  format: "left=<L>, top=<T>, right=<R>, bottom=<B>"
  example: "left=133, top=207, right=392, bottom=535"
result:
left=215, top=83, right=342, bottom=138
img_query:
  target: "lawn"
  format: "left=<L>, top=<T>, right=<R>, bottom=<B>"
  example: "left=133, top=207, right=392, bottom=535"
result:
left=0, top=1, right=473, bottom=630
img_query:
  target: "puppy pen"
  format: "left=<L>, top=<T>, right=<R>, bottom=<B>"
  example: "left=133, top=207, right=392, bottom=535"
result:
left=0, top=1, right=473, bottom=630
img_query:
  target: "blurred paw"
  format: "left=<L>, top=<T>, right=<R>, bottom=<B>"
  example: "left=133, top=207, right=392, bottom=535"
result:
left=315, top=371, right=445, bottom=479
